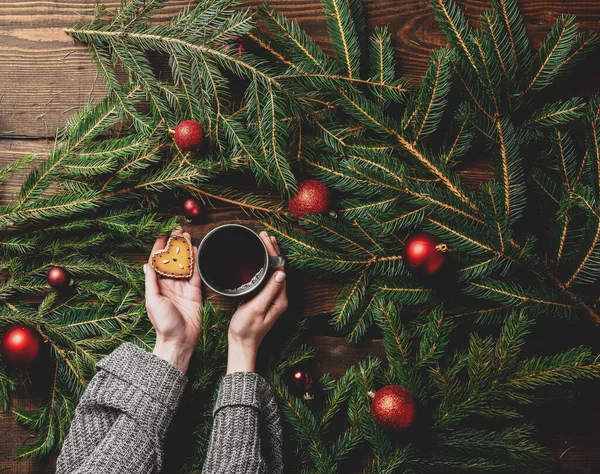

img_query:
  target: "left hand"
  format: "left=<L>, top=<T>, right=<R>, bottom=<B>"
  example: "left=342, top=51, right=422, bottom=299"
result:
left=144, top=228, right=202, bottom=373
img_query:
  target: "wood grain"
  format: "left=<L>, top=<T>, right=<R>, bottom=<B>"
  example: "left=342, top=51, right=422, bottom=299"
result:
left=0, top=139, right=51, bottom=204
left=0, top=392, right=55, bottom=474
left=1, top=0, right=600, bottom=137
left=2, top=0, right=600, bottom=472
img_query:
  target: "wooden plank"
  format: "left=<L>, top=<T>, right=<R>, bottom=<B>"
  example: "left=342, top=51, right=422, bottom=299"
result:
left=1, top=0, right=599, bottom=138
left=1, top=0, right=600, bottom=471
left=309, top=335, right=386, bottom=378
left=0, top=392, right=56, bottom=473
left=0, top=139, right=52, bottom=204
left=0, top=138, right=342, bottom=317
left=0, top=133, right=492, bottom=318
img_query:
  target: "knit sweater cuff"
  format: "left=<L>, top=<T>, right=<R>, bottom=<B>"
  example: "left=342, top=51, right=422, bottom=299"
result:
left=213, top=372, right=271, bottom=415
left=97, top=342, right=187, bottom=410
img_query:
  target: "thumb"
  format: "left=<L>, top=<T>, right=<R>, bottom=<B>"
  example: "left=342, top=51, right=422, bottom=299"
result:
left=144, top=263, right=161, bottom=302
left=250, top=271, right=286, bottom=313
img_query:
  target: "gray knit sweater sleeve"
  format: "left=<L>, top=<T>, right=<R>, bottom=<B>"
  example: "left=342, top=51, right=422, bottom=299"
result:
left=56, top=343, right=284, bottom=474
left=202, top=372, right=284, bottom=474
left=56, top=343, right=187, bottom=474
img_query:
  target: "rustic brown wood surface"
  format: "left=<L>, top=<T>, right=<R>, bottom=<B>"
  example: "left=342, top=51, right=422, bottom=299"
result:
left=1, top=0, right=600, bottom=473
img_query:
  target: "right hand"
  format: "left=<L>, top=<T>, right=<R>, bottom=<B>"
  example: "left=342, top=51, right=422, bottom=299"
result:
left=227, top=232, right=288, bottom=374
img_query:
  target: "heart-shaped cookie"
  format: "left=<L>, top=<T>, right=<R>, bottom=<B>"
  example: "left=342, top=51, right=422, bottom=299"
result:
left=150, top=235, right=194, bottom=278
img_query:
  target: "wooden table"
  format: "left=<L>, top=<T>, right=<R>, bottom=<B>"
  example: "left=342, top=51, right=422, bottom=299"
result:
left=1, top=1, right=600, bottom=472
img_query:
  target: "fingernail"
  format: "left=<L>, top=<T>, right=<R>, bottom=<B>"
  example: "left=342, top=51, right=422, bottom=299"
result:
left=143, top=264, right=148, bottom=275
left=260, top=231, right=267, bottom=238
left=275, top=271, right=286, bottom=283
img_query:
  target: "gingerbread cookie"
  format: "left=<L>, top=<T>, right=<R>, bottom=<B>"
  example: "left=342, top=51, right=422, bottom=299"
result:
left=150, top=234, right=194, bottom=278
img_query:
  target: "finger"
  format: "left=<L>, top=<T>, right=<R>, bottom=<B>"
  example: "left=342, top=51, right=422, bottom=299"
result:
left=270, top=236, right=282, bottom=255
left=250, top=271, right=286, bottom=314
left=265, top=279, right=287, bottom=325
left=189, top=246, right=202, bottom=288
left=171, top=226, right=183, bottom=235
left=151, top=235, right=168, bottom=253
left=148, top=235, right=169, bottom=264
left=144, top=263, right=161, bottom=301
left=259, top=231, right=279, bottom=257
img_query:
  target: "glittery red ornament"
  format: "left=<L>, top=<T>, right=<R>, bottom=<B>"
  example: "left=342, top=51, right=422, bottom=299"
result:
left=1, top=325, right=42, bottom=366
left=402, top=233, right=446, bottom=275
left=47, top=266, right=71, bottom=289
left=220, top=38, right=245, bottom=55
left=236, top=41, right=245, bottom=56
left=370, top=385, right=416, bottom=430
left=292, top=369, right=313, bottom=392
left=288, top=180, right=330, bottom=219
left=173, top=120, right=205, bottom=151
left=182, top=198, right=202, bottom=221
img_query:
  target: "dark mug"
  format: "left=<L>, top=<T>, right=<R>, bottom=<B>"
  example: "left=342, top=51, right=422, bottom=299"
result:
left=197, top=224, right=285, bottom=296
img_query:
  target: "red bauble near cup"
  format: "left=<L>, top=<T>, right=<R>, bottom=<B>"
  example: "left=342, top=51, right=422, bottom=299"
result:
left=288, top=179, right=331, bottom=219
left=173, top=120, right=205, bottom=151
left=402, top=233, right=446, bottom=276
left=1, top=325, right=43, bottom=366
left=183, top=198, right=202, bottom=221
left=370, top=385, right=416, bottom=430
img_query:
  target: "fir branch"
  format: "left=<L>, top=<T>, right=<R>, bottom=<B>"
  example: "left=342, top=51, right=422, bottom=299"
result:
left=428, top=0, right=479, bottom=74
left=491, top=0, right=532, bottom=73
left=321, top=0, right=362, bottom=78
left=523, top=15, right=579, bottom=95
left=523, top=97, right=585, bottom=128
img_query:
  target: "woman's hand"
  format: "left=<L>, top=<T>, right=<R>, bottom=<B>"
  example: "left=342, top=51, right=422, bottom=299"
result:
left=227, top=232, right=288, bottom=374
left=144, top=228, right=202, bottom=373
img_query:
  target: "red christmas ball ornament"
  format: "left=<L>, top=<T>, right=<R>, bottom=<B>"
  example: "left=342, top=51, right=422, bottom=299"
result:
left=290, top=367, right=315, bottom=401
left=173, top=120, right=205, bottom=151
left=182, top=198, right=202, bottom=221
left=370, top=385, right=416, bottom=430
left=1, top=325, right=42, bottom=366
left=220, top=38, right=245, bottom=55
left=292, top=369, right=313, bottom=392
left=288, top=179, right=331, bottom=219
left=47, top=266, right=71, bottom=289
left=402, top=233, right=446, bottom=275
left=236, top=41, right=245, bottom=56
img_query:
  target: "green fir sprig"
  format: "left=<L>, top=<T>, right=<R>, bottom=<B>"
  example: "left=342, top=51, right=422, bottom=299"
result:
left=0, top=0, right=599, bottom=471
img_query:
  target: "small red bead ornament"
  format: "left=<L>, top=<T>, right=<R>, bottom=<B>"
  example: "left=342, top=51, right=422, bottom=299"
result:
left=370, top=385, right=416, bottom=430
left=47, top=266, right=71, bottom=289
left=173, top=120, right=205, bottom=151
left=292, top=369, right=313, bottom=392
left=290, top=368, right=315, bottom=401
left=1, top=325, right=43, bottom=366
left=288, top=180, right=330, bottom=219
left=236, top=41, right=245, bottom=56
left=182, top=198, right=202, bottom=221
left=402, top=233, right=446, bottom=276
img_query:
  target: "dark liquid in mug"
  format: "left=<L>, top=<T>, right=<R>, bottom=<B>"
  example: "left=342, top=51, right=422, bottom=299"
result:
left=200, top=227, right=265, bottom=291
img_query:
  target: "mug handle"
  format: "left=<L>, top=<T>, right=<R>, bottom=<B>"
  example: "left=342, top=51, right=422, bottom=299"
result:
left=268, top=255, right=285, bottom=268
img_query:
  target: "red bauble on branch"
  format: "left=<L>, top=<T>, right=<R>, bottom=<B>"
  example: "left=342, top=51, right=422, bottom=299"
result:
left=1, top=325, right=43, bottom=366
left=292, top=368, right=313, bottom=392
left=288, top=179, right=330, bottom=219
left=182, top=197, right=202, bottom=221
left=47, top=266, right=71, bottom=289
left=173, top=120, right=205, bottom=151
left=289, top=367, right=315, bottom=401
left=402, top=233, right=446, bottom=276
left=370, top=385, right=416, bottom=430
